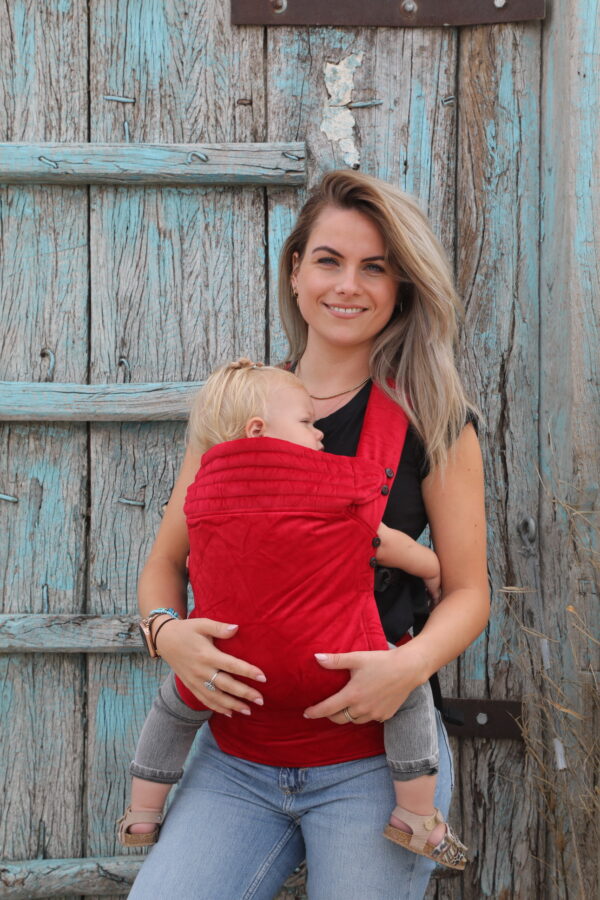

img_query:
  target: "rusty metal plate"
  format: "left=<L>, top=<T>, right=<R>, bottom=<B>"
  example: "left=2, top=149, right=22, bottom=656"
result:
left=442, top=698, right=524, bottom=740
left=231, top=0, right=546, bottom=28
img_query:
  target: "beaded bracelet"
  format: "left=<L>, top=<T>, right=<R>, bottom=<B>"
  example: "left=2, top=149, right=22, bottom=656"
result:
left=148, top=607, right=180, bottom=619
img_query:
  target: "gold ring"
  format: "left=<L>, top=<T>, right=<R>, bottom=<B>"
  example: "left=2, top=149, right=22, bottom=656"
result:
left=343, top=707, right=358, bottom=723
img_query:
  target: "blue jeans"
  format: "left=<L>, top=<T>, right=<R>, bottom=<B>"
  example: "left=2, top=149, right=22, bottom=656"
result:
left=129, top=710, right=454, bottom=900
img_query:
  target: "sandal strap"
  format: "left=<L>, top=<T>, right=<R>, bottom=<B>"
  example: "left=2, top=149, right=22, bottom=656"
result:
left=391, top=805, right=445, bottom=852
left=117, top=805, right=163, bottom=832
left=430, top=823, right=468, bottom=867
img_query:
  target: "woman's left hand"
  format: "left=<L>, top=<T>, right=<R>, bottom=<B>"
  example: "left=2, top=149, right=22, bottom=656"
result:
left=303, top=643, right=428, bottom=725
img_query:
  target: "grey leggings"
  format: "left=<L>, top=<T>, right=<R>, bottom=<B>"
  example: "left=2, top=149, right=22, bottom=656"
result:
left=130, top=672, right=439, bottom=785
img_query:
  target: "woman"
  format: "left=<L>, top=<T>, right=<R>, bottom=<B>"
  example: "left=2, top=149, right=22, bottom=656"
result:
left=128, top=171, right=489, bottom=899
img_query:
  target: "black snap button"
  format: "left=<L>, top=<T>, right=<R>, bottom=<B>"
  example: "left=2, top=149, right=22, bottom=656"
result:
left=369, top=557, right=378, bottom=568
left=371, top=536, right=381, bottom=548
left=380, top=485, right=390, bottom=495
left=385, top=467, right=394, bottom=478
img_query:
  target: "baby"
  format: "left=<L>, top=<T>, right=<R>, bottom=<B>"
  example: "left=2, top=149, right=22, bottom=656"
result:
left=118, top=359, right=466, bottom=871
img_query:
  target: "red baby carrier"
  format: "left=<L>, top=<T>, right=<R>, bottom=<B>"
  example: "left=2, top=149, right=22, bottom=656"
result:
left=176, top=383, right=409, bottom=766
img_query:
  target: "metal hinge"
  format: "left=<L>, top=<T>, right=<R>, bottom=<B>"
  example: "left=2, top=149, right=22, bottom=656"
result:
left=442, top=698, right=523, bottom=740
left=231, top=0, right=546, bottom=28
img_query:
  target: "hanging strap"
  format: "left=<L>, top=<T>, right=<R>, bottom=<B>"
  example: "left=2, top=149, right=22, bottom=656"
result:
left=355, top=382, right=410, bottom=531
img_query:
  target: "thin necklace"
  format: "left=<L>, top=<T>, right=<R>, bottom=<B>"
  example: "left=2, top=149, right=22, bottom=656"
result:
left=296, top=362, right=370, bottom=401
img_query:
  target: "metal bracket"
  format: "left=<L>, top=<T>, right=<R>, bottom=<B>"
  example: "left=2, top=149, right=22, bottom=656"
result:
left=231, top=0, right=546, bottom=28
left=442, top=698, right=523, bottom=740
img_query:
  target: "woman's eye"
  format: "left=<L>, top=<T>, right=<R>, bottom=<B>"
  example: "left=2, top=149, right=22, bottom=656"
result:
left=365, top=263, right=385, bottom=273
left=317, top=256, right=338, bottom=265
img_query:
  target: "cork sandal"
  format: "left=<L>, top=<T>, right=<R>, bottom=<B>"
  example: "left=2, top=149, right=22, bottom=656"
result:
left=116, top=806, right=164, bottom=847
left=383, top=806, right=468, bottom=871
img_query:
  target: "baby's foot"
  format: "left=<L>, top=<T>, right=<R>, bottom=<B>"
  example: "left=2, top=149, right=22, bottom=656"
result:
left=128, top=814, right=160, bottom=835
left=117, top=806, right=164, bottom=847
left=389, top=810, right=446, bottom=847
left=385, top=806, right=468, bottom=870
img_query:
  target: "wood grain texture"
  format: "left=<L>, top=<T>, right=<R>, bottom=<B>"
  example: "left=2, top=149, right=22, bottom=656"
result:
left=539, top=1, right=600, bottom=895
left=0, top=381, right=202, bottom=421
left=86, top=3, right=267, bottom=888
left=0, top=141, right=306, bottom=185
left=455, top=20, right=543, bottom=899
left=0, top=615, right=142, bottom=653
left=0, top=2, right=89, bottom=889
left=0, top=855, right=141, bottom=897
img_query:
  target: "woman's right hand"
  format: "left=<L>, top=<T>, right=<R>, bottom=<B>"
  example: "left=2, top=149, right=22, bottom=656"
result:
left=154, top=616, right=267, bottom=717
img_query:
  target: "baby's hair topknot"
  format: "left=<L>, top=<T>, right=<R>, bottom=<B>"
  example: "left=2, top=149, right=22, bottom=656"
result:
left=228, top=357, right=264, bottom=371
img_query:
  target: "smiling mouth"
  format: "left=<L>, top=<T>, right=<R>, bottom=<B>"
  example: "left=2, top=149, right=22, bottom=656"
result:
left=324, top=303, right=367, bottom=315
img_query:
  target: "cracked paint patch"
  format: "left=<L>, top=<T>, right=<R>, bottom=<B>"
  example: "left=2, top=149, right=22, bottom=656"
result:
left=320, top=52, right=364, bottom=168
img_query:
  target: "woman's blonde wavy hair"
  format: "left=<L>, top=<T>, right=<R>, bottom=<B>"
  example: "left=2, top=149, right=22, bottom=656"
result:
left=278, top=170, right=478, bottom=471
left=187, top=358, right=304, bottom=455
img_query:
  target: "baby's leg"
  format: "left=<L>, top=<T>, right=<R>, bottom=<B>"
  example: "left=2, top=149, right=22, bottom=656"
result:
left=383, top=682, right=444, bottom=844
left=383, top=682, right=467, bottom=869
left=123, top=672, right=212, bottom=837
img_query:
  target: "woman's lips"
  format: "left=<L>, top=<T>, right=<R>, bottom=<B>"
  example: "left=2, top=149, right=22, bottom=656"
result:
left=323, top=302, right=367, bottom=317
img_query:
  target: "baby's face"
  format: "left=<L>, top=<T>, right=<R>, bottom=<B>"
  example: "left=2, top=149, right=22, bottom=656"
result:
left=262, top=384, right=324, bottom=451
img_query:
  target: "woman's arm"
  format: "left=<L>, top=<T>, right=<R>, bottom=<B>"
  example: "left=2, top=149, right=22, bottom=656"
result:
left=139, top=443, right=267, bottom=716
left=304, top=423, right=489, bottom=723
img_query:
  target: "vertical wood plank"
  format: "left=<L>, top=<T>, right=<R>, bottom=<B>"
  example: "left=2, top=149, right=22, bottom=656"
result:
left=0, top=3, right=88, bottom=894
left=456, top=21, right=543, bottom=899
left=539, top=1, right=600, bottom=895
left=86, top=3, right=266, bottom=891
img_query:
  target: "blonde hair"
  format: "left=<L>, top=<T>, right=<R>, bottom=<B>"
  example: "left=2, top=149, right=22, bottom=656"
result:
left=187, top=358, right=305, bottom=455
left=278, top=170, right=478, bottom=471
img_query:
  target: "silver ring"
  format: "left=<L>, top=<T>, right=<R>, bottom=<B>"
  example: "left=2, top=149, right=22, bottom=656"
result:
left=343, top=707, right=358, bottom=723
left=202, top=670, right=221, bottom=692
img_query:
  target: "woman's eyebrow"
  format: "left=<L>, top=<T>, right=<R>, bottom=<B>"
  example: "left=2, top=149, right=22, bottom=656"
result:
left=311, top=245, right=385, bottom=262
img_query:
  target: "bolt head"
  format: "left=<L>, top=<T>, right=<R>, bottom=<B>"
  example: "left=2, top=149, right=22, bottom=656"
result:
left=494, top=0, right=507, bottom=8
left=402, top=0, right=417, bottom=11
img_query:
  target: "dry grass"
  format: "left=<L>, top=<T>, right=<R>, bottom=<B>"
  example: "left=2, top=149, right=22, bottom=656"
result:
left=501, top=475, right=599, bottom=900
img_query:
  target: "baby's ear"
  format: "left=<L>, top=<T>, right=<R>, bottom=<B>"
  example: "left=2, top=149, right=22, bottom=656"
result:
left=245, top=417, right=266, bottom=438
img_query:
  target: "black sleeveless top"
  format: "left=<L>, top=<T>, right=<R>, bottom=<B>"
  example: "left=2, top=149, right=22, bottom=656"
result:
left=315, top=380, right=431, bottom=644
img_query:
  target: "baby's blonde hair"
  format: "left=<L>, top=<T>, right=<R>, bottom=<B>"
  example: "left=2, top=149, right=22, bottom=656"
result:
left=187, top=358, right=304, bottom=455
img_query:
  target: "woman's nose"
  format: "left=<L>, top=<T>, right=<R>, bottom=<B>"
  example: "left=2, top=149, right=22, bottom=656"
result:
left=335, top=267, right=360, bottom=294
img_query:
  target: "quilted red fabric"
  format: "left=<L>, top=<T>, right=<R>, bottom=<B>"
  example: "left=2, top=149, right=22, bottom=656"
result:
left=176, top=383, right=409, bottom=766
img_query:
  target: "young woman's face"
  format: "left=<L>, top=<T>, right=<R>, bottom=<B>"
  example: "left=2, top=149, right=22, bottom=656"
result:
left=292, top=206, right=398, bottom=352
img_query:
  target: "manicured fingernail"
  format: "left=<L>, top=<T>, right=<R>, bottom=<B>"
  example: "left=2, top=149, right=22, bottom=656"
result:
left=253, top=697, right=264, bottom=706
left=314, top=653, right=328, bottom=660
left=225, top=624, right=238, bottom=630
left=240, top=709, right=252, bottom=716
left=224, top=712, right=232, bottom=718
left=303, top=713, right=312, bottom=719
left=255, top=674, right=267, bottom=682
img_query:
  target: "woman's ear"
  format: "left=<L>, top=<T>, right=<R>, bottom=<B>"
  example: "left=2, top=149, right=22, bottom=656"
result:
left=291, top=252, right=300, bottom=292
left=245, top=416, right=266, bottom=438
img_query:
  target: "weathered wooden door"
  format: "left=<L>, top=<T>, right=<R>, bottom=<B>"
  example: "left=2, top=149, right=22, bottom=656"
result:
left=1, top=2, right=597, bottom=899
